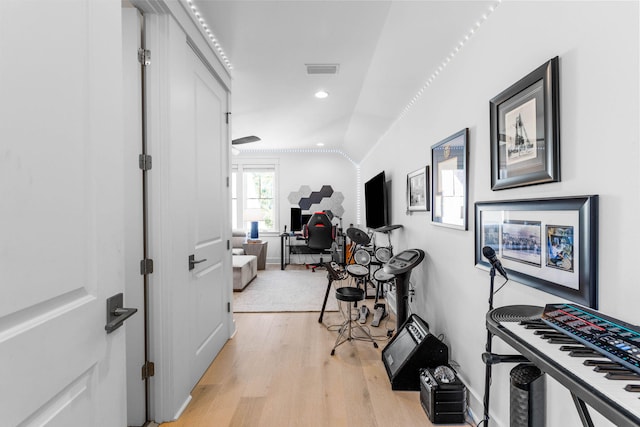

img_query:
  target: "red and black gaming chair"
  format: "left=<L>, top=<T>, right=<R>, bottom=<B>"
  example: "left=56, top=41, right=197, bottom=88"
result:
left=303, top=211, right=336, bottom=272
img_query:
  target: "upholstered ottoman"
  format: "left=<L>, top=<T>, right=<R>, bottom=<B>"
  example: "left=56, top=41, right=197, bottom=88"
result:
left=233, top=255, right=257, bottom=291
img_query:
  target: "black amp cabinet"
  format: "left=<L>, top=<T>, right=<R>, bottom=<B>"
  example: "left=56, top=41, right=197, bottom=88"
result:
left=419, top=368, right=467, bottom=424
left=381, top=314, right=448, bottom=391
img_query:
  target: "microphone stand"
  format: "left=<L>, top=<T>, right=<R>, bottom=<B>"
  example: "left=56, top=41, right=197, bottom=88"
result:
left=481, top=267, right=529, bottom=427
left=481, top=266, right=496, bottom=427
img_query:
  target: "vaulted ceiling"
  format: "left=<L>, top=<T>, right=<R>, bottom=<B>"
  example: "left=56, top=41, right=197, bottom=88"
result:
left=194, top=0, right=496, bottom=162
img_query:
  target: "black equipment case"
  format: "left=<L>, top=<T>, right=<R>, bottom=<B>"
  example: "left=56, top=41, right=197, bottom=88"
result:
left=419, top=367, right=467, bottom=424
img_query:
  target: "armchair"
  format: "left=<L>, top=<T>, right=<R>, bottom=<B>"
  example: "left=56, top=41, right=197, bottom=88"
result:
left=231, top=229, right=257, bottom=290
left=231, top=230, right=247, bottom=255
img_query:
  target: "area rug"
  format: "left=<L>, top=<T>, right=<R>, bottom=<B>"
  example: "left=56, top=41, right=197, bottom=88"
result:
left=233, top=264, right=341, bottom=313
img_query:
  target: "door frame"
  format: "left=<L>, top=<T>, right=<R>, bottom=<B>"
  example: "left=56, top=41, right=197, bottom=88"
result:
left=122, top=6, right=147, bottom=426
left=130, top=0, right=234, bottom=422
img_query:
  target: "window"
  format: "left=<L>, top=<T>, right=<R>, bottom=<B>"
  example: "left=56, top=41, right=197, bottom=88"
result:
left=231, top=162, right=278, bottom=233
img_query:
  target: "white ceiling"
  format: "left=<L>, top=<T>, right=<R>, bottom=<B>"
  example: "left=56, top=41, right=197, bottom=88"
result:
left=194, top=0, right=495, bottom=162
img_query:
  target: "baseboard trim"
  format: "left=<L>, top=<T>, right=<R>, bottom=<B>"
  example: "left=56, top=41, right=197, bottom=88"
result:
left=173, top=395, right=192, bottom=421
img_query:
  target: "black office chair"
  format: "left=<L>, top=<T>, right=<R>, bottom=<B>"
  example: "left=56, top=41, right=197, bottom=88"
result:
left=303, top=211, right=336, bottom=272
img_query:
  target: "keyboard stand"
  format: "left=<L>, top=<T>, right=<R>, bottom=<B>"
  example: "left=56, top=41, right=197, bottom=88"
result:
left=486, top=306, right=640, bottom=427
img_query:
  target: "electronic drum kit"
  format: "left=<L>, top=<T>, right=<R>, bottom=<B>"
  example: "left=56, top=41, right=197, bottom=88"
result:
left=345, top=227, right=397, bottom=308
left=320, top=225, right=423, bottom=330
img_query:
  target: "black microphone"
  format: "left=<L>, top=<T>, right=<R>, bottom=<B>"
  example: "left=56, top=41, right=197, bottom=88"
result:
left=482, top=246, right=508, bottom=279
left=482, top=352, right=528, bottom=365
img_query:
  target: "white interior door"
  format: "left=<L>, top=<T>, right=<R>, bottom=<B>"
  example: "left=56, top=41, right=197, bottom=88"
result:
left=0, top=1, right=127, bottom=426
left=143, top=12, right=232, bottom=420
left=186, top=46, right=230, bottom=387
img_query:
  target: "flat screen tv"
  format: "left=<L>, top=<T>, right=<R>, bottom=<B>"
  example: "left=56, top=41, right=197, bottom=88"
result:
left=365, top=171, right=389, bottom=230
left=301, top=214, right=312, bottom=227
left=290, top=208, right=313, bottom=232
left=290, top=207, right=302, bottom=231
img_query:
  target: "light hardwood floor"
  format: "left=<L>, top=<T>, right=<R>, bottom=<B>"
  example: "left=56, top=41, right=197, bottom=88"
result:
left=161, top=311, right=472, bottom=427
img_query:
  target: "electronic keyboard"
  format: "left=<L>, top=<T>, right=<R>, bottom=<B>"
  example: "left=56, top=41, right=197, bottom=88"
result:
left=487, top=304, right=640, bottom=427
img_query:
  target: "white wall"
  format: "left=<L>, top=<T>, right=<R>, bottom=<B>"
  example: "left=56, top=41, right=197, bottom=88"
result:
left=234, top=151, right=358, bottom=264
left=360, top=1, right=639, bottom=426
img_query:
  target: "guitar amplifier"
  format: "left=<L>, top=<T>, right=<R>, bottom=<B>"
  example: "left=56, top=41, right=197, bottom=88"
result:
left=382, top=314, right=448, bottom=390
left=419, top=368, right=467, bottom=424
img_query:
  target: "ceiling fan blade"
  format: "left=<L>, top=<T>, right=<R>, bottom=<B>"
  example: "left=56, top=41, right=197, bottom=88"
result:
left=231, top=136, right=261, bottom=145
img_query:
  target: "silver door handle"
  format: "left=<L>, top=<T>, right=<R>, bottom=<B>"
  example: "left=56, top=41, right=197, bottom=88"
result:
left=189, top=254, right=207, bottom=270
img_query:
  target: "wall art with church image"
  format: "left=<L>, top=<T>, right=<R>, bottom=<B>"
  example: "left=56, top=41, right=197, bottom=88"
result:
left=490, top=56, right=560, bottom=190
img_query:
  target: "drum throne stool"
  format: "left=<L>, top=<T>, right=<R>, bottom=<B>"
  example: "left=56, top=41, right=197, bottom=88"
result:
left=331, top=286, right=378, bottom=355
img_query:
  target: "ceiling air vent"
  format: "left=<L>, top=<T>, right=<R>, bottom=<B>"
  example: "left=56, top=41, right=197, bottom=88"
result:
left=306, top=64, right=339, bottom=75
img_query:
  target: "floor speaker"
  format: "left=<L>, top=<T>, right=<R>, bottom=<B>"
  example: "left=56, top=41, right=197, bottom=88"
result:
left=510, top=363, right=545, bottom=427
left=382, top=314, right=448, bottom=390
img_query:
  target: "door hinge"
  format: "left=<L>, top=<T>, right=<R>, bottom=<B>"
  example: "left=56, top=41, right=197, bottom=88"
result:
left=139, top=154, right=152, bottom=171
left=142, top=361, right=155, bottom=379
left=227, top=239, right=230, bottom=250
left=138, top=48, right=151, bottom=66
left=226, top=176, right=229, bottom=187
left=227, top=302, right=231, bottom=313
left=225, top=112, right=231, bottom=124
left=140, top=259, right=154, bottom=275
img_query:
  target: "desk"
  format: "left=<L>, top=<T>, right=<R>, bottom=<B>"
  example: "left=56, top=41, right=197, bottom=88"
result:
left=280, top=232, right=345, bottom=270
left=280, top=233, right=308, bottom=270
left=242, top=241, right=268, bottom=270
left=280, top=233, right=288, bottom=269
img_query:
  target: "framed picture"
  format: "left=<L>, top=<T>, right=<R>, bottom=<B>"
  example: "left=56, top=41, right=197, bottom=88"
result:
left=475, top=195, right=598, bottom=308
left=431, top=128, right=468, bottom=230
left=407, top=166, right=429, bottom=212
left=490, top=56, right=560, bottom=190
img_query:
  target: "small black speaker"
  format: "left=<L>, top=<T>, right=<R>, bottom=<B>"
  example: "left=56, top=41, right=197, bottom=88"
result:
left=420, top=368, right=467, bottom=424
left=510, top=364, right=545, bottom=427
left=382, top=314, right=449, bottom=390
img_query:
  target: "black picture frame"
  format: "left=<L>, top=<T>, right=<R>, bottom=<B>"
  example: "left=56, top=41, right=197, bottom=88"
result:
left=490, top=57, right=560, bottom=190
left=407, top=166, right=429, bottom=212
left=431, top=129, right=468, bottom=230
left=475, top=195, right=598, bottom=308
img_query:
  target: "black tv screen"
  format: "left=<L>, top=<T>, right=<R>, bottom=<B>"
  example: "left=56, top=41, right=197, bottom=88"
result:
left=290, top=207, right=302, bottom=231
left=365, top=171, right=389, bottom=229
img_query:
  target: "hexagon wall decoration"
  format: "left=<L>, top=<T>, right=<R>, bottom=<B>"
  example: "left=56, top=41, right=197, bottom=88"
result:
left=288, top=185, right=344, bottom=218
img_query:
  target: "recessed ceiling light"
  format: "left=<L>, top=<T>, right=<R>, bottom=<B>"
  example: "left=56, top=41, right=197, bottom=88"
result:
left=316, top=142, right=325, bottom=147
left=314, top=90, right=329, bottom=99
